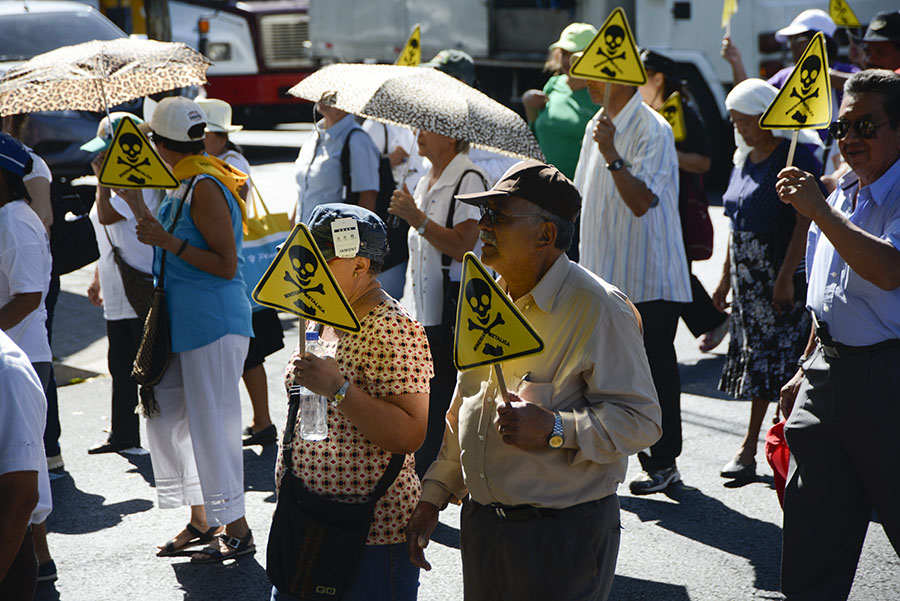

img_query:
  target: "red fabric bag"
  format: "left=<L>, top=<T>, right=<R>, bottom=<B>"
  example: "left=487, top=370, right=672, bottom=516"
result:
left=765, top=420, right=790, bottom=508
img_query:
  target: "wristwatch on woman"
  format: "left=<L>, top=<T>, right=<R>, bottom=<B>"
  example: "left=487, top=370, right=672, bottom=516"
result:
left=331, top=378, right=350, bottom=407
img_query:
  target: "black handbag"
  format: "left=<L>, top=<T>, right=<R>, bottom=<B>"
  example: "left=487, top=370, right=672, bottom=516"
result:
left=102, top=226, right=155, bottom=320
left=267, top=391, right=405, bottom=600
left=439, top=169, right=487, bottom=345
left=132, top=178, right=197, bottom=417
left=49, top=192, right=100, bottom=276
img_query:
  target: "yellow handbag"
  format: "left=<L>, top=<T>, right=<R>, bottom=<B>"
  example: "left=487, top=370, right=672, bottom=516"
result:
left=243, top=180, right=292, bottom=299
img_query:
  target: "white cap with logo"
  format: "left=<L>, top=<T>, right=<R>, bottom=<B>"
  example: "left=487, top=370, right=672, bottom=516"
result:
left=146, top=96, right=208, bottom=142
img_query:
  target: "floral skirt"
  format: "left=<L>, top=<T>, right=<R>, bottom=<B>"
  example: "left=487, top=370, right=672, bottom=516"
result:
left=718, top=230, right=811, bottom=400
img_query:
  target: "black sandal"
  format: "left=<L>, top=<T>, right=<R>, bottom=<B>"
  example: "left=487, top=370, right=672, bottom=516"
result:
left=157, top=523, right=221, bottom=557
left=190, top=531, right=255, bottom=564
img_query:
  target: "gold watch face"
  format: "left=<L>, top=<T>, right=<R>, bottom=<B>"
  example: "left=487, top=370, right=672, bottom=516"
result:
left=548, top=435, right=564, bottom=448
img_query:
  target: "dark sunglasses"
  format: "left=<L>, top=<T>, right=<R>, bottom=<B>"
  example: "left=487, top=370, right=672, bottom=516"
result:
left=828, top=117, right=890, bottom=140
left=478, top=205, right=545, bottom=225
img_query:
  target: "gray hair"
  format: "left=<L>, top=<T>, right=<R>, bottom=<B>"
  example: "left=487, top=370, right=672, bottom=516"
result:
left=455, top=139, right=470, bottom=154
left=844, top=70, right=900, bottom=128
left=534, top=206, right=576, bottom=252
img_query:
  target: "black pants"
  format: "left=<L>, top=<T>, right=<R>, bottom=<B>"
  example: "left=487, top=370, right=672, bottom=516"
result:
left=415, top=325, right=457, bottom=479
left=0, top=525, right=36, bottom=601
left=681, top=267, right=726, bottom=338
left=635, top=300, right=683, bottom=470
left=106, top=318, right=144, bottom=446
left=782, top=344, right=900, bottom=600
left=43, top=274, right=61, bottom=457
left=460, top=496, right=620, bottom=601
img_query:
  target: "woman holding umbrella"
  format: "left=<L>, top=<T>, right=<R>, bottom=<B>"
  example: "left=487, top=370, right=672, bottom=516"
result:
left=123, top=97, right=255, bottom=563
left=388, top=130, right=487, bottom=478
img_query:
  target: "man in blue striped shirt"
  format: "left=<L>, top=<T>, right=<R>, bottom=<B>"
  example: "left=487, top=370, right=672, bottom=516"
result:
left=573, top=68, right=690, bottom=495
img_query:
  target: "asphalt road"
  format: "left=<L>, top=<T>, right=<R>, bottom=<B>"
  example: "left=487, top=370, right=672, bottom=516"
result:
left=35, top=138, right=899, bottom=601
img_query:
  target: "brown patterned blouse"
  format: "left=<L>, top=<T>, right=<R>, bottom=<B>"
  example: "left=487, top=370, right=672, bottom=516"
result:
left=278, top=297, right=433, bottom=544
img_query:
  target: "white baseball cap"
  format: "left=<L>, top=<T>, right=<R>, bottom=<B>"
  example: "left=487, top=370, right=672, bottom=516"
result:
left=775, top=9, right=836, bottom=42
left=195, top=98, right=242, bottom=133
left=146, top=96, right=207, bottom=142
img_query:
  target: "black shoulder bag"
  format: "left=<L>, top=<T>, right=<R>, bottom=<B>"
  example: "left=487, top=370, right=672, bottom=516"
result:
left=132, top=177, right=197, bottom=417
left=439, top=169, right=488, bottom=346
left=341, top=127, right=408, bottom=271
left=267, top=391, right=405, bottom=600
left=102, top=225, right=155, bottom=320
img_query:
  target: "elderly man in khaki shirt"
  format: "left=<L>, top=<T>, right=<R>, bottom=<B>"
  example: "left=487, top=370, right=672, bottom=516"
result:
left=405, top=160, right=662, bottom=601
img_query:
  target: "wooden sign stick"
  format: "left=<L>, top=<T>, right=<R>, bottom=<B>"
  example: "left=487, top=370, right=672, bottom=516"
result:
left=493, top=363, right=511, bottom=404
left=785, top=130, right=800, bottom=168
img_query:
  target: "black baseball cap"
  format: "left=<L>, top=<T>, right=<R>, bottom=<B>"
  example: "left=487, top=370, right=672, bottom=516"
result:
left=456, top=160, right=581, bottom=222
left=308, top=203, right=389, bottom=265
left=863, top=11, right=900, bottom=44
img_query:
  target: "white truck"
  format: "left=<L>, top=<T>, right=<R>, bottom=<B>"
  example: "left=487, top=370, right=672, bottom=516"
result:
left=308, top=0, right=887, bottom=192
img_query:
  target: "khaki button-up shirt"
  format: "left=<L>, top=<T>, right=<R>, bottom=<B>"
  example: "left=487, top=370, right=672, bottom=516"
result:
left=421, top=254, right=662, bottom=509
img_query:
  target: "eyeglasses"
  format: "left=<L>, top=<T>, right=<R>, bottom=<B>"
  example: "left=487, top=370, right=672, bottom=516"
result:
left=828, top=117, right=890, bottom=140
left=478, top=205, right=545, bottom=225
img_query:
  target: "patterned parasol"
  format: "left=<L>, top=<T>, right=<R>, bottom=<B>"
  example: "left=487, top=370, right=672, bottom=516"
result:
left=289, top=64, right=544, bottom=161
left=0, top=38, right=211, bottom=115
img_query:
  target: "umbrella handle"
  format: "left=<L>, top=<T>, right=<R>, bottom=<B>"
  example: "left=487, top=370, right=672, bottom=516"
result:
left=387, top=129, right=420, bottom=229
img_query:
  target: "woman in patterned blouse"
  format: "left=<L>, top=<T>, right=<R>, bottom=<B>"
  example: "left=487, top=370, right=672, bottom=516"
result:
left=275, top=203, right=433, bottom=601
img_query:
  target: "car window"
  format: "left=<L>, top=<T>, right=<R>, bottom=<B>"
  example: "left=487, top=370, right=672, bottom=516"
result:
left=0, top=11, right=125, bottom=61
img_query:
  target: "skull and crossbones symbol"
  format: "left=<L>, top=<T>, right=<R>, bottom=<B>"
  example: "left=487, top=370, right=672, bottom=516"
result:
left=662, top=104, right=678, bottom=127
left=785, top=55, right=821, bottom=124
left=117, top=133, right=151, bottom=184
left=283, top=245, right=325, bottom=315
left=593, top=25, right=626, bottom=77
left=465, top=279, right=506, bottom=357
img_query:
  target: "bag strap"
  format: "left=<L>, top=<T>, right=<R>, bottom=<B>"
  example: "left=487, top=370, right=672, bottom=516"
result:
left=441, top=169, right=488, bottom=269
left=340, top=128, right=366, bottom=204
left=281, top=390, right=405, bottom=507
left=157, top=176, right=199, bottom=287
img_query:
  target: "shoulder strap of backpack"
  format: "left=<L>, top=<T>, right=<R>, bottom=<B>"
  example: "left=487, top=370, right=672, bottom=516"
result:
left=442, top=168, right=488, bottom=269
left=340, top=127, right=367, bottom=204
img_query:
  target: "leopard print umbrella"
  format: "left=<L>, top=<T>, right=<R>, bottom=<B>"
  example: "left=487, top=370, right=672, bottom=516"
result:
left=0, top=38, right=211, bottom=115
left=289, top=64, right=544, bottom=161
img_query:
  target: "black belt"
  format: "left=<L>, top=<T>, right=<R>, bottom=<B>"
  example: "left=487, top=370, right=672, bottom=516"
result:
left=817, top=337, right=900, bottom=359
left=470, top=498, right=599, bottom=521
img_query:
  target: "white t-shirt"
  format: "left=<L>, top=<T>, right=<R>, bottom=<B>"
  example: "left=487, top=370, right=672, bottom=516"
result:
left=0, top=330, right=52, bottom=525
left=361, top=120, right=426, bottom=192
left=401, top=153, right=486, bottom=327
left=23, top=149, right=51, bottom=184
left=90, top=191, right=159, bottom=321
left=0, top=200, right=52, bottom=362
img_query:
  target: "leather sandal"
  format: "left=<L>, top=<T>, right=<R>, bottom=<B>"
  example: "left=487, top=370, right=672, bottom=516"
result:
left=157, top=523, right=222, bottom=557
left=190, top=531, right=255, bottom=564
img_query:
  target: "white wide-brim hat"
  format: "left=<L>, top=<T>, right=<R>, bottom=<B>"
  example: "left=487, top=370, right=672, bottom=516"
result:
left=195, top=98, right=242, bottom=133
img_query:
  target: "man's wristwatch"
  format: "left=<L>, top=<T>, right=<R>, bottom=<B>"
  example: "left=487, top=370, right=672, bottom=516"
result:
left=417, top=216, right=430, bottom=236
left=606, top=158, right=625, bottom=171
left=548, top=411, right=564, bottom=449
left=331, top=378, right=350, bottom=407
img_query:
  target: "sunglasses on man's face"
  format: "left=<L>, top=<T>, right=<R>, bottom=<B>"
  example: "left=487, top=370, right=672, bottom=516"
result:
left=828, top=117, right=890, bottom=140
left=478, top=205, right=545, bottom=226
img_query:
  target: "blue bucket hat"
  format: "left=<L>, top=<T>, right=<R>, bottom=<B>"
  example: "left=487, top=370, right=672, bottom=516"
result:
left=308, top=203, right=389, bottom=266
left=0, top=132, right=32, bottom=177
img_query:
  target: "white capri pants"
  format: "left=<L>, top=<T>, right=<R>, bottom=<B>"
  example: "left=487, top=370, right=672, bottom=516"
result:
left=147, top=333, right=249, bottom=526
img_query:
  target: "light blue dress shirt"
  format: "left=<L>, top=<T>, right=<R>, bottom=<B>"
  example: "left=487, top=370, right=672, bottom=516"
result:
left=806, top=157, right=900, bottom=346
left=294, top=114, right=380, bottom=225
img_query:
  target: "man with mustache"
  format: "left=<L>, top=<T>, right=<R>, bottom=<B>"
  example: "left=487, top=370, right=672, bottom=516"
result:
left=776, top=70, right=900, bottom=601
left=404, top=160, right=662, bottom=601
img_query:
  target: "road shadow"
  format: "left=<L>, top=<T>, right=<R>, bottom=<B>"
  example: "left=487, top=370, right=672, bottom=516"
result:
left=609, top=574, right=690, bottom=600
left=172, top=553, right=270, bottom=600
left=620, top=484, right=782, bottom=592
left=679, top=355, right=731, bottom=400
left=244, top=444, right=278, bottom=499
left=45, top=474, right=153, bottom=535
left=432, top=521, right=461, bottom=549
left=123, top=452, right=156, bottom=487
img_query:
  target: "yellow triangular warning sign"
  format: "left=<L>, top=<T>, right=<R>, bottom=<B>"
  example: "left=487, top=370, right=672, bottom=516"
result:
left=454, top=252, right=544, bottom=371
left=252, top=224, right=361, bottom=332
left=98, top=117, right=178, bottom=189
left=829, top=0, right=860, bottom=28
left=569, top=8, right=646, bottom=86
left=395, top=24, right=421, bottom=67
left=760, top=32, right=832, bottom=130
left=722, top=0, right=738, bottom=29
left=660, top=92, right=687, bottom=143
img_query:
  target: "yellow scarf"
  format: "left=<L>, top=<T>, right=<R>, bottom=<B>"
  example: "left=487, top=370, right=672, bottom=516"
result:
left=173, top=155, right=249, bottom=232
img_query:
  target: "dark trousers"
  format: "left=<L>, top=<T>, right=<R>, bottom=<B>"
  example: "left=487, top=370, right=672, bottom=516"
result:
left=681, top=268, right=726, bottom=338
left=43, top=274, right=61, bottom=457
left=415, top=325, right=457, bottom=478
left=782, top=344, right=900, bottom=601
left=0, top=525, right=37, bottom=601
left=460, top=495, right=620, bottom=601
left=106, top=318, right=143, bottom=445
left=635, top=300, right=683, bottom=469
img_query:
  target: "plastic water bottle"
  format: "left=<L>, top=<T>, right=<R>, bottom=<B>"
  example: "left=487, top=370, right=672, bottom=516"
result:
left=297, top=331, right=329, bottom=441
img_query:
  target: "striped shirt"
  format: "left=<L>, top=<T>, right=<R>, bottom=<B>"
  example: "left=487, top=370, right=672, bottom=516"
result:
left=574, top=92, right=691, bottom=304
